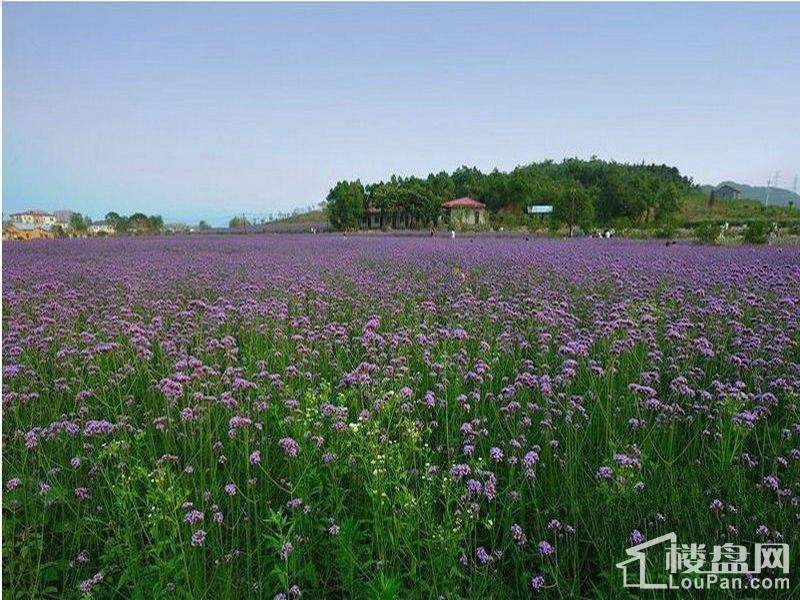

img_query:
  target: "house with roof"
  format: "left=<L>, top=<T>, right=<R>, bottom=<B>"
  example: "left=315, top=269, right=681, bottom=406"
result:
left=358, top=195, right=488, bottom=230
left=714, top=184, right=741, bottom=200
left=362, top=207, right=383, bottom=229
left=441, top=197, right=487, bottom=227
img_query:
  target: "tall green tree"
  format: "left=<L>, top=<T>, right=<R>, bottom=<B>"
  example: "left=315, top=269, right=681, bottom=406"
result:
left=596, top=170, right=632, bottom=224
left=128, top=213, right=150, bottom=233
left=105, top=212, right=129, bottom=232
left=326, top=180, right=365, bottom=230
left=400, top=180, right=440, bottom=228
left=655, top=181, right=682, bottom=222
left=451, top=166, right=485, bottom=198
left=551, top=180, right=595, bottom=236
left=426, top=171, right=455, bottom=204
left=69, top=212, right=90, bottom=232
left=229, top=216, right=250, bottom=230
left=148, top=215, right=164, bottom=232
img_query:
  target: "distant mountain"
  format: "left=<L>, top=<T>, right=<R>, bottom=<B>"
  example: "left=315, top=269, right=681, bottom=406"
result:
left=700, top=181, right=799, bottom=207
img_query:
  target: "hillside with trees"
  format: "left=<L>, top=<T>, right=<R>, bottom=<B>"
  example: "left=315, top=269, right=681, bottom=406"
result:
left=325, top=158, right=692, bottom=232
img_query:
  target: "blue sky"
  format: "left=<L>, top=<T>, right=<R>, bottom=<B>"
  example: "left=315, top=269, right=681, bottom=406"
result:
left=4, top=3, right=799, bottom=225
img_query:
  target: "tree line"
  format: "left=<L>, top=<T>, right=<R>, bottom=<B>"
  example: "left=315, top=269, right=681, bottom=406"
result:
left=60, top=212, right=165, bottom=234
left=325, top=158, right=693, bottom=232
left=104, top=212, right=164, bottom=233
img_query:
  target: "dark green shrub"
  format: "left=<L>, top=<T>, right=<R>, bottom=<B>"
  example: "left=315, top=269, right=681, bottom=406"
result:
left=695, top=222, right=722, bottom=244
left=743, top=221, right=769, bottom=245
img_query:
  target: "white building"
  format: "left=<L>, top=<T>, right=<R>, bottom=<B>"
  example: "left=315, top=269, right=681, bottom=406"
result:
left=9, top=210, right=57, bottom=228
left=88, top=221, right=116, bottom=235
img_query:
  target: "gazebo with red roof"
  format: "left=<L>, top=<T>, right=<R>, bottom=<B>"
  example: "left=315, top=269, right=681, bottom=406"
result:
left=442, top=197, right=487, bottom=227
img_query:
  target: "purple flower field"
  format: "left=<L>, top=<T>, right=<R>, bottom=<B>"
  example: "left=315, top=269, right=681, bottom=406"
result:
left=3, top=235, right=799, bottom=597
